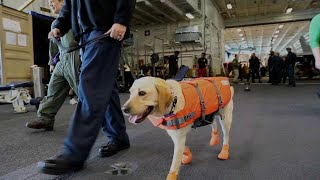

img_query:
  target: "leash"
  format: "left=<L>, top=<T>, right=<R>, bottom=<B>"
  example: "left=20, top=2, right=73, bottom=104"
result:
left=50, top=32, right=137, bottom=80
left=120, top=48, right=137, bottom=80
left=50, top=32, right=111, bottom=53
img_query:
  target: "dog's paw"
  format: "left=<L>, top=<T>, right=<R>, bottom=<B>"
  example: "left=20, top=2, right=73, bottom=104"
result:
left=182, top=147, right=192, bottom=164
left=166, top=172, right=177, bottom=180
left=218, top=145, right=229, bottom=160
left=210, top=130, right=219, bottom=146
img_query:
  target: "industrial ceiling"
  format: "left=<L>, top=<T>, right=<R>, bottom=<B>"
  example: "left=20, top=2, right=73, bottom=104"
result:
left=2, top=0, right=320, bottom=57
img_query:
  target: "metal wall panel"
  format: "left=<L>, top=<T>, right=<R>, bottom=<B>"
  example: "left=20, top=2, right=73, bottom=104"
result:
left=0, top=5, right=34, bottom=84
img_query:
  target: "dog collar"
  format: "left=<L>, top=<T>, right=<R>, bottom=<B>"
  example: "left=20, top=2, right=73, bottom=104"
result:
left=168, top=96, right=177, bottom=115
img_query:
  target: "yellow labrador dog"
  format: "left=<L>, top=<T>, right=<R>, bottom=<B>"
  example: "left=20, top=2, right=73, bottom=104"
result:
left=122, top=76, right=234, bottom=180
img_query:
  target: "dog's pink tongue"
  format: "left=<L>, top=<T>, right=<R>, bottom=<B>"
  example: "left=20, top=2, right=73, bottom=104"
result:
left=129, top=116, right=139, bottom=124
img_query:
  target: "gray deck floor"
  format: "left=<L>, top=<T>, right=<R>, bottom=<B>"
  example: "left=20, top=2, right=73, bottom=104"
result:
left=0, top=83, right=320, bottom=180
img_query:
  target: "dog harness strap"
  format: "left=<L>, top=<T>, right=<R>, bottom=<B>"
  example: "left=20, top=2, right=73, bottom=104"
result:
left=169, top=96, right=178, bottom=115
left=194, top=84, right=206, bottom=122
left=210, top=80, right=223, bottom=107
left=162, top=112, right=195, bottom=128
left=208, top=79, right=224, bottom=118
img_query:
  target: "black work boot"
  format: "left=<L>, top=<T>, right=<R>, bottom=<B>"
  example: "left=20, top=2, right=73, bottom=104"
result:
left=26, top=120, right=53, bottom=131
left=38, top=155, right=84, bottom=175
left=99, top=141, right=130, bottom=157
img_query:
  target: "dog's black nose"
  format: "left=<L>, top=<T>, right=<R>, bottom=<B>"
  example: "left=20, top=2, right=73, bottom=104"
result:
left=122, top=107, right=130, bottom=114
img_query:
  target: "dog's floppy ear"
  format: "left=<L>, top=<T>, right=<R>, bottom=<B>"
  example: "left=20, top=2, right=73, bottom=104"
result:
left=155, top=78, right=173, bottom=114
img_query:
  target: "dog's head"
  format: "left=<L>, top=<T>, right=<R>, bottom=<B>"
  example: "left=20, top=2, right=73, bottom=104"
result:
left=122, top=76, right=173, bottom=124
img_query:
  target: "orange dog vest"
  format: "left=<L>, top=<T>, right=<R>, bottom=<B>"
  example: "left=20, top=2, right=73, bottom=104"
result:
left=149, top=77, right=231, bottom=130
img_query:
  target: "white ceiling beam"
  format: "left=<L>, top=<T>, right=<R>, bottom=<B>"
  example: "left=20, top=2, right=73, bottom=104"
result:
left=273, top=24, right=293, bottom=51
left=282, top=3, right=289, bottom=14
left=160, top=0, right=184, bottom=16
left=225, top=10, right=318, bottom=28
left=278, top=23, right=308, bottom=52
left=144, top=0, right=176, bottom=22
left=259, top=27, right=264, bottom=55
left=17, top=0, right=36, bottom=11
left=185, top=0, right=202, bottom=15
left=135, top=6, right=165, bottom=23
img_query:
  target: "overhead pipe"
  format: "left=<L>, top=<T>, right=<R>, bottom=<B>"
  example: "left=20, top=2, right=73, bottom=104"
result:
left=145, top=0, right=176, bottom=22
left=160, top=0, right=184, bottom=16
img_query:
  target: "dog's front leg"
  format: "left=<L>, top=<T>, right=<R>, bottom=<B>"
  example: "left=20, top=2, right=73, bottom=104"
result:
left=166, top=129, right=188, bottom=180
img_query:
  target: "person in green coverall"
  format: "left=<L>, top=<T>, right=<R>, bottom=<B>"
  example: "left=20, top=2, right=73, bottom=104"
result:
left=26, top=0, right=81, bottom=131
left=309, top=14, right=320, bottom=98
left=310, top=14, right=320, bottom=70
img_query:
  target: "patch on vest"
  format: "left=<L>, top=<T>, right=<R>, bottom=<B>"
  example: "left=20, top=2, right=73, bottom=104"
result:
left=221, top=80, right=229, bottom=86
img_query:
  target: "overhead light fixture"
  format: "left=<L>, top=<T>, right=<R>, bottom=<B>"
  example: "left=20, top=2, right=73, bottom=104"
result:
left=275, top=30, right=280, bottom=34
left=279, top=24, right=284, bottom=29
left=185, top=13, right=195, bottom=19
left=227, top=3, right=232, bottom=9
left=237, top=28, right=241, bottom=32
left=286, top=7, right=293, bottom=14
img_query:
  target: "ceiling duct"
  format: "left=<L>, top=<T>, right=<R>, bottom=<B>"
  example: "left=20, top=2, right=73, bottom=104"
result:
left=175, top=26, right=202, bottom=43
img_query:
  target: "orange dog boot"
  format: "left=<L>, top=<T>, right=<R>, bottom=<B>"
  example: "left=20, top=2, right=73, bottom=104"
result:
left=182, top=147, right=192, bottom=164
left=218, top=144, right=229, bottom=160
left=210, top=129, right=219, bottom=146
left=167, top=171, right=178, bottom=180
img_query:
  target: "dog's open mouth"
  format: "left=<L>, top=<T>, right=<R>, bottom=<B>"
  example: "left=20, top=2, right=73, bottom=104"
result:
left=128, top=106, right=154, bottom=124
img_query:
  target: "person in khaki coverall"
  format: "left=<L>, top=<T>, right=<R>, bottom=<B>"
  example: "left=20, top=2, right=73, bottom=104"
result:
left=26, top=0, right=81, bottom=131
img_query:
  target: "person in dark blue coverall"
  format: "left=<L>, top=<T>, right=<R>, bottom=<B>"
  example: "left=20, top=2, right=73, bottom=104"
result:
left=38, top=0, right=136, bottom=175
left=285, top=47, right=297, bottom=87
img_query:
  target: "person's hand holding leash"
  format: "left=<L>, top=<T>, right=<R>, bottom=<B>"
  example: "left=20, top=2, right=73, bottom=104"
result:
left=48, top=28, right=61, bottom=39
left=49, top=65, right=55, bottom=74
left=106, top=23, right=127, bottom=41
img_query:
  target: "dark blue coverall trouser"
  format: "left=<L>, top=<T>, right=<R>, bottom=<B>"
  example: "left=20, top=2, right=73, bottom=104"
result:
left=62, top=30, right=129, bottom=163
left=287, top=65, right=296, bottom=86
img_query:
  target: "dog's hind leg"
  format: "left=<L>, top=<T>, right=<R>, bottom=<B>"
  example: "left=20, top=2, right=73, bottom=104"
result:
left=166, top=127, right=190, bottom=180
left=210, top=120, right=220, bottom=146
left=217, top=98, right=233, bottom=160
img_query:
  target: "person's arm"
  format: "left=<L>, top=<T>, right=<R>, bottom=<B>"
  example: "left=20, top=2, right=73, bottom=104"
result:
left=48, top=40, right=59, bottom=73
left=312, top=48, right=320, bottom=69
left=52, top=0, right=72, bottom=37
left=114, top=0, right=136, bottom=27
left=310, top=14, right=320, bottom=69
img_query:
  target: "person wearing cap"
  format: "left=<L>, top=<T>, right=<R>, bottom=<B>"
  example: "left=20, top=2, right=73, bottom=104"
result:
left=248, top=53, right=262, bottom=83
left=231, top=54, right=240, bottom=83
left=169, top=51, right=180, bottom=78
left=268, top=51, right=274, bottom=83
left=285, top=47, right=297, bottom=87
left=310, top=14, right=320, bottom=70
left=270, top=52, right=284, bottom=85
left=26, top=0, right=81, bottom=131
left=38, top=0, right=136, bottom=175
left=197, top=53, right=208, bottom=77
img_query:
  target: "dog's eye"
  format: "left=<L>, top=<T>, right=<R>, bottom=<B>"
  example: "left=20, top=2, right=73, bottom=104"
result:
left=138, top=91, right=146, bottom=96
